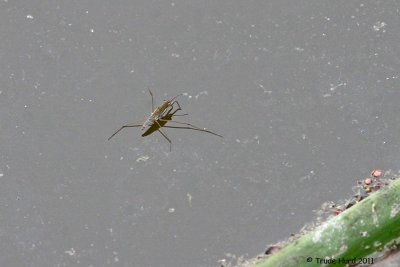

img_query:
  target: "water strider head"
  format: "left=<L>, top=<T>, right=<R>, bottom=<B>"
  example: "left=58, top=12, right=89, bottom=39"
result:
left=168, top=93, right=182, bottom=102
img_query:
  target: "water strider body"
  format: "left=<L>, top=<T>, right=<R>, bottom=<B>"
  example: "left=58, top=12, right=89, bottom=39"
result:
left=141, top=89, right=182, bottom=130
left=108, top=89, right=222, bottom=151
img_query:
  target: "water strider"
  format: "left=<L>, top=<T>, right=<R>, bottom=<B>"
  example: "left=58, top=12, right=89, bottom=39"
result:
left=108, top=89, right=222, bottom=151
left=141, top=89, right=182, bottom=130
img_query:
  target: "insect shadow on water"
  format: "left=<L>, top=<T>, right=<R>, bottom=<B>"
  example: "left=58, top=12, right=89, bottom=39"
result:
left=108, top=89, right=223, bottom=151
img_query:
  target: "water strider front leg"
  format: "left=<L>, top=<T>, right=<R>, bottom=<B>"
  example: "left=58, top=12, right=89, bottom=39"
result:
left=170, top=100, right=182, bottom=110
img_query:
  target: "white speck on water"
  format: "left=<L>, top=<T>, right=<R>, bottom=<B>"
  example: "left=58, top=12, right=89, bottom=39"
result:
left=90, top=28, right=94, bottom=33
left=136, top=155, right=149, bottom=162
left=114, top=255, right=119, bottom=263
left=168, top=208, right=175, bottom=213
left=373, top=21, right=386, bottom=32
left=254, top=135, right=260, bottom=144
left=0, top=173, right=3, bottom=177
left=195, top=91, right=208, bottom=99
left=183, top=91, right=209, bottom=100
left=26, top=14, right=34, bottom=19
left=65, top=248, right=76, bottom=256
left=120, top=156, right=124, bottom=161
left=330, top=82, right=346, bottom=91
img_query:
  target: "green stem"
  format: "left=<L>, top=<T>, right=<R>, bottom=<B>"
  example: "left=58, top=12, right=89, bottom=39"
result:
left=254, top=178, right=400, bottom=267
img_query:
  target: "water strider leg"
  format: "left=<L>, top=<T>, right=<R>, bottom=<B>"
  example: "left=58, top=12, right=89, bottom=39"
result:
left=148, top=88, right=154, bottom=111
left=157, top=128, right=172, bottom=151
left=162, top=125, right=223, bottom=138
left=162, top=105, right=187, bottom=118
left=162, top=105, right=176, bottom=117
left=158, top=119, right=222, bottom=137
left=153, top=119, right=172, bottom=151
left=108, top=123, right=142, bottom=140
left=170, top=100, right=182, bottom=110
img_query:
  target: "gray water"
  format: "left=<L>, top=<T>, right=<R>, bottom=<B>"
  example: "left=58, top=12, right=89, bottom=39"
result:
left=1, top=1, right=400, bottom=266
